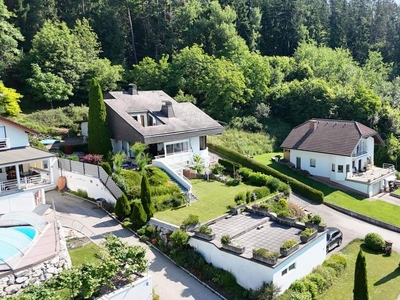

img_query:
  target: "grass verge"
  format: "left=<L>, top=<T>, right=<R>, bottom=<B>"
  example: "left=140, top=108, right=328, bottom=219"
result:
left=254, top=153, right=400, bottom=227
left=154, top=179, right=259, bottom=225
left=68, top=242, right=102, bottom=266
left=319, top=240, right=400, bottom=300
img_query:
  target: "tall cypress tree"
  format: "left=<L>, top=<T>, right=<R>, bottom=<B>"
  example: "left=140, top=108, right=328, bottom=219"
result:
left=140, top=174, right=155, bottom=221
left=353, top=249, right=369, bottom=300
left=130, top=200, right=147, bottom=229
left=88, top=78, right=112, bottom=156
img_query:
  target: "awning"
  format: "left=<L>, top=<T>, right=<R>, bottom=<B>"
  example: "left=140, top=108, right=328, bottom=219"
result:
left=0, top=147, right=56, bottom=167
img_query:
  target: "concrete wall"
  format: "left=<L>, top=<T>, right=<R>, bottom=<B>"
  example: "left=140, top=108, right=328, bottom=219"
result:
left=0, top=189, right=45, bottom=214
left=97, top=275, right=152, bottom=300
left=0, top=121, right=29, bottom=149
left=61, top=170, right=116, bottom=204
left=189, top=233, right=327, bottom=293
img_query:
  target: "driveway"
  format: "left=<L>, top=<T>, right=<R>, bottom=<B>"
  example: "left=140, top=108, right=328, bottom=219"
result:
left=44, top=190, right=222, bottom=300
left=289, top=193, right=400, bottom=253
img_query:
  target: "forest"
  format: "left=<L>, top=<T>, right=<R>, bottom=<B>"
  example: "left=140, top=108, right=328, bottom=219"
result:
left=1, top=0, right=400, bottom=164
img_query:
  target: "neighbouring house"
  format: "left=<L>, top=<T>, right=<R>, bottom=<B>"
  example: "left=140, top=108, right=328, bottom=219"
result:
left=0, top=117, right=58, bottom=214
left=281, top=119, right=396, bottom=197
left=103, top=84, right=223, bottom=188
left=188, top=212, right=327, bottom=294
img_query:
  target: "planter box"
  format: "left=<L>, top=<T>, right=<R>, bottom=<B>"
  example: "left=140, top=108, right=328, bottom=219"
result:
left=183, top=222, right=200, bottom=232
left=317, top=224, right=327, bottom=232
left=252, top=206, right=269, bottom=216
left=277, top=216, right=296, bottom=225
left=280, top=242, right=300, bottom=257
left=300, top=231, right=317, bottom=243
left=194, top=231, right=215, bottom=241
left=222, top=244, right=245, bottom=254
left=252, top=253, right=278, bottom=265
left=305, top=222, right=318, bottom=230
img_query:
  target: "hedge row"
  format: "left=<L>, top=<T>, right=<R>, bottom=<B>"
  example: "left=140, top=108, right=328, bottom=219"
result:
left=208, top=143, right=324, bottom=203
left=218, top=158, right=242, bottom=175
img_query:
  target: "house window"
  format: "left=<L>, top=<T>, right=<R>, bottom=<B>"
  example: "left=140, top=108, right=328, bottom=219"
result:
left=332, top=164, right=335, bottom=172
left=310, top=159, right=316, bottom=168
left=346, top=164, right=350, bottom=173
left=289, top=263, right=296, bottom=271
left=281, top=268, right=288, bottom=276
left=338, top=165, right=343, bottom=173
left=166, top=141, right=189, bottom=155
left=200, top=136, right=207, bottom=150
left=43, top=161, right=48, bottom=169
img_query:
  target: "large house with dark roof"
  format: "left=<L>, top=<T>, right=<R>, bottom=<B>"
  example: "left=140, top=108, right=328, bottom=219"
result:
left=0, top=116, right=58, bottom=214
left=281, top=119, right=396, bottom=197
left=104, top=85, right=223, bottom=187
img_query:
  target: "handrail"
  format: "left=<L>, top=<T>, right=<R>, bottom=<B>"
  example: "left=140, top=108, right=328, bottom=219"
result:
left=55, top=215, right=94, bottom=238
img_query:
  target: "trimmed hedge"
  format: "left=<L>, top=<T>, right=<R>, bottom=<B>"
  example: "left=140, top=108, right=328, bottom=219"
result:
left=218, top=158, right=242, bottom=175
left=209, top=143, right=324, bottom=203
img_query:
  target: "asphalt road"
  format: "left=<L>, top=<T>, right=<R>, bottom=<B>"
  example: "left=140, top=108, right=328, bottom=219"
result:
left=45, top=190, right=222, bottom=300
left=289, top=193, right=400, bottom=253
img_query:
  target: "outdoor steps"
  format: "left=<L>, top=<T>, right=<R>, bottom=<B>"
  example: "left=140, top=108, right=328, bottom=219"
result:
left=165, top=172, right=198, bottom=201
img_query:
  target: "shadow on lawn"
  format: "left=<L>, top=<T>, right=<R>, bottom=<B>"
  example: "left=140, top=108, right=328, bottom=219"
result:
left=374, top=267, right=400, bottom=286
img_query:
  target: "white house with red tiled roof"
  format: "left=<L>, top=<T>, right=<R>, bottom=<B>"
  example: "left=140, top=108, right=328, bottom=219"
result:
left=281, top=119, right=396, bottom=197
left=0, top=116, right=58, bottom=214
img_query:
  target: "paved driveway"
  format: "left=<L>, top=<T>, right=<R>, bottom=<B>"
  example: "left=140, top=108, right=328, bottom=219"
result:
left=289, top=193, right=400, bottom=253
left=44, top=190, right=222, bottom=300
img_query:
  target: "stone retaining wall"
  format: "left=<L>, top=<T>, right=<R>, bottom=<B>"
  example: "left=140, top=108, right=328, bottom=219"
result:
left=0, top=221, right=71, bottom=297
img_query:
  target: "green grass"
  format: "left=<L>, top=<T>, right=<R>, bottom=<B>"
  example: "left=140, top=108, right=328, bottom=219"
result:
left=68, top=242, right=102, bottom=266
left=392, top=189, right=400, bottom=196
left=154, top=179, right=258, bottom=225
left=319, top=240, right=400, bottom=300
left=254, top=153, right=400, bottom=227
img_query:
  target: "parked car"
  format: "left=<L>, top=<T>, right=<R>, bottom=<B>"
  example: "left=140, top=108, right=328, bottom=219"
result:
left=326, top=227, right=343, bottom=252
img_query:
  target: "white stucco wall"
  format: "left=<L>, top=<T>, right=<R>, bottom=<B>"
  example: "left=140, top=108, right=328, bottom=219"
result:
left=0, top=189, right=45, bottom=214
left=189, top=232, right=327, bottom=294
left=0, top=121, right=29, bottom=149
left=81, top=121, right=88, bottom=137
left=98, top=275, right=152, bottom=300
left=60, top=170, right=116, bottom=204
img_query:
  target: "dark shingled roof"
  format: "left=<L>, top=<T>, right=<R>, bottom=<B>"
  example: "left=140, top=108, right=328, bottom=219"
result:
left=280, top=119, right=384, bottom=156
left=104, top=90, right=223, bottom=144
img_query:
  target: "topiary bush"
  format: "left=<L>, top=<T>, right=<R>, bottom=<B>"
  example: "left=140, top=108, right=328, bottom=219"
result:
left=130, top=200, right=147, bottom=229
left=364, top=232, right=385, bottom=252
left=114, top=193, right=131, bottom=220
left=221, top=234, right=231, bottom=245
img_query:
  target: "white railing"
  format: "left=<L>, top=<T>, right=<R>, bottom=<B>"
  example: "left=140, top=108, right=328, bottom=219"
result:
left=383, top=163, right=395, bottom=171
left=0, top=137, right=10, bottom=150
left=0, top=174, right=49, bottom=194
left=351, top=149, right=367, bottom=157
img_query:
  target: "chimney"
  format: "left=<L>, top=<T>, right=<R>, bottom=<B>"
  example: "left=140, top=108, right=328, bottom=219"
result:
left=309, top=120, right=317, bottom=131
left=128, top=83, right=138, bottom=95
left=161, top=101, right=175, bottom=118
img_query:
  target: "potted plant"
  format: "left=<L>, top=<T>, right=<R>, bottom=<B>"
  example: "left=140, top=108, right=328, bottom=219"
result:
left=277, top=210, right=296, bottom=225
left=194, top=225, right=215, bottom=241
left=181, top=214, right=200, bottom=231
left=311, top=215, right=327, bottom=232
left=252, top=248, right=280, bottom=265
left=300, top=228, right=317, bottom=243
left=252, top=202, right=270, bottom=216
left=280, top=239, right=300, bottom=257
left=305, top=214, right=315, bottom=229
left=221, top=234, right=245, bottom=254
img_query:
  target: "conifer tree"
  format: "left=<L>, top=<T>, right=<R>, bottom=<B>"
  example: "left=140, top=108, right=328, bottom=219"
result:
left=140, top=174, right=155, bottom=221
left=130, top=200, right=147, bottom=229
left=353, top=249, right=369, bottom=300
left=88, top=78, right=112, bottom=156
left=114, top=194, right=131, bottom=220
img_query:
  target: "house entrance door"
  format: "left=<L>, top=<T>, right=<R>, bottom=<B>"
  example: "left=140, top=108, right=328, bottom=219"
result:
left=296, top=157, right=301, bottom=169
left=358, top=159, right=362, bottom=172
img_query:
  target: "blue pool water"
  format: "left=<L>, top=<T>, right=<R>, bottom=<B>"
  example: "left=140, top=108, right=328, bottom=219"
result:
left=40, top=139, right=60, bottom=145
left=0, top=226, right=38, bottom=263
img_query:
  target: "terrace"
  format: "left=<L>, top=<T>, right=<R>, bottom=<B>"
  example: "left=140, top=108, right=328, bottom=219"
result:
left=346, top=163, right=396, bottom=184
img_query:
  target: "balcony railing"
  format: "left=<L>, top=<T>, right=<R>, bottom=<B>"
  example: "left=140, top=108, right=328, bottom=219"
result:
left=0, top=137, right=10, bottom=150
left=0, top=174, right=49, bottom=194
left=351, top=149, right=368, bottom=157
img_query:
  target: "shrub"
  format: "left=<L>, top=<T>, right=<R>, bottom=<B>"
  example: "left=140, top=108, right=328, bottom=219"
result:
left=181, top=214, right=200, bottom=228
left=226, top=178, right=241, bottom=186
left=218, top=158, right=242, bottom=175
left=170, top=194, right=184, bottom=208
left=197, top=225, right=212, bottom=234
left=114, top=194, right=131, bottom=220
left=248, top=172, right=269, bottom=186
left=169, top=230, right=189, bottom=248
left=211, top=163, right=225, bottom=175
left=253, top=248, right=279, bottom=259
left=288, top=202, right=306, bottom=219
left=81, top=154, right=103, bottom=164
left=313, top=265, right=336, bottom=289
left=234, top=192, right=246, bottom=204
left=68, top=155, right=80, bottom=161
left=266, top=177, right=281, bottom=192
left=130, top=200, right=147, bottom=229
left=364, top=232, right=385, bottom=251
left=311, top=215, right=322, bottom=225
left=141, top=174, right=155, bottom=221
left=221, top=234, right=231, bottom=245
left=306, top=273, right=326, bottom=293
left=250, top=282, right=281, bottom=300
left=323, top=253, right=347, bottom=275
left=301, top=228, right=316, bottom=237
left=281, top=239, right=298, bottom=249
left=100, top=161, right=112, bottom=175
left=75, top=189, right=88, bottom=198
left=277, top=210, right=292, bottom=218
left=208, top=143, right=324, bottom=203
left=145, top=225, right=157, bottom=238
left=253, top=186, right=270, bottom=199
left=147, top=166, right=170, bottom=185
left=238, top=167, right=253, bottom=181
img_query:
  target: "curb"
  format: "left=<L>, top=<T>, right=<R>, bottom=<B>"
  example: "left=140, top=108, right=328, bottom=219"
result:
left=60, top=191, right=227, bottom=300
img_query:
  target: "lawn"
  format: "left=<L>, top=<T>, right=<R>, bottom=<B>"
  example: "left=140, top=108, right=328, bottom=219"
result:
left=154, top=179, right=258, bottom=225
left=68, top=242, right=102, bottom=266
left=319, top=240, right=400, bottom=300
left=254, top=153, right=400, bottom=227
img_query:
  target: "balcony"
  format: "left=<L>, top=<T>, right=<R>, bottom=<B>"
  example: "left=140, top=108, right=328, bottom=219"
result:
left=0, top=137, right=10, bottom=150
left=0, top=173, right=50, bottom=195
left=351, top=149, right=368, bottom=157
left=346, top=163, right=396, bottom=183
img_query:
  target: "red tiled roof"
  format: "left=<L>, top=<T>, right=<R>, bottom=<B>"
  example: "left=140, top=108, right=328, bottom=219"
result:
left=0, top=116, right=38, bottom=135
left=280, top=119, right=384, bottom=156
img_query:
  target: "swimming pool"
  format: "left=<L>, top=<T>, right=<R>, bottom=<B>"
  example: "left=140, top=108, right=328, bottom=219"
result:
left=0, top=226, right=38, bottom=264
